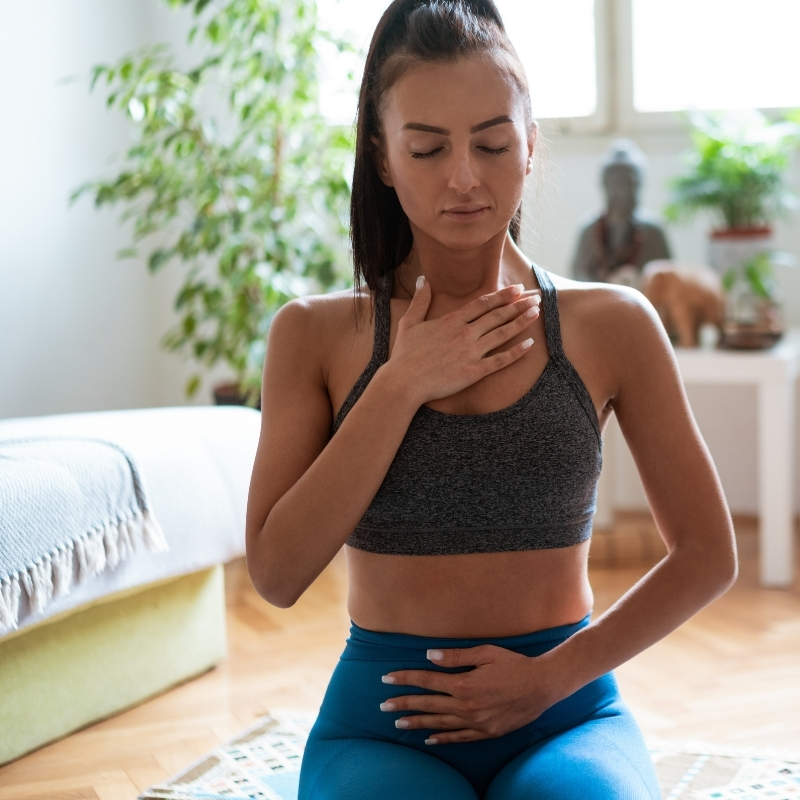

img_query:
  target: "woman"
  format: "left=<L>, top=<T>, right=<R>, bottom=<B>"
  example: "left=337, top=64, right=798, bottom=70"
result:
left=245, top=1, right=737, bottom=797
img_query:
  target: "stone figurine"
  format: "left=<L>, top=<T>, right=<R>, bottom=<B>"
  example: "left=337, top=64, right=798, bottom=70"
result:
left=571, top=139, right=672, bottom=285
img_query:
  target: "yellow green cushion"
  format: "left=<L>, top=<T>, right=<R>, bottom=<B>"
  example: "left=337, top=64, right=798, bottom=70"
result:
left=0, top=565, right=227, bottom=766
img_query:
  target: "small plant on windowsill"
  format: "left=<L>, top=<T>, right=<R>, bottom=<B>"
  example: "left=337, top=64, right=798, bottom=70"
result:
left=665, top=109, right=800, bottom=237
left=665, top=109, right=800, bottom=348
left=72, top=0, right=355, bottom=406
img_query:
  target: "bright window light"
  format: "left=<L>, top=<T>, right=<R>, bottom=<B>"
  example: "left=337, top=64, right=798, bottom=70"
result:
left=496, top=0, right=596, bottom=119
left=317, top=0, right=597, bottom=124
left=633, top=0, right=800, bottom=113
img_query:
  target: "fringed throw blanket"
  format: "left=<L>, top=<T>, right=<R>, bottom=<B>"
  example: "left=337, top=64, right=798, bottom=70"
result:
left=0, top=437, right=168, bottom=634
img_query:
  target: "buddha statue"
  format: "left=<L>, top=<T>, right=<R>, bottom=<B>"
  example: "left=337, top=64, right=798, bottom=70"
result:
left=571, top=139, right=672, bottom=285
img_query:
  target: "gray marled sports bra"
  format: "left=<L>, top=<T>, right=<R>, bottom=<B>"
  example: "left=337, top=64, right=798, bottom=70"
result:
left=332, top=263, right=602, bottom=556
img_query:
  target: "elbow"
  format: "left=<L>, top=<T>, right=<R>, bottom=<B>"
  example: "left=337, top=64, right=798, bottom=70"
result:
left=245, top=532, right=305, bottom=610
left=261, top=587, right=301, bottom=609
left=709, top=532, right=739, bottom=596
left=722, top=546, right=739, bottom=592
left=246, top=556, right=303, bottom=609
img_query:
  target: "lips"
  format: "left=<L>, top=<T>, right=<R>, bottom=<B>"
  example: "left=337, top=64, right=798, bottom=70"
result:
left=442, top=204, right=489, bottom=221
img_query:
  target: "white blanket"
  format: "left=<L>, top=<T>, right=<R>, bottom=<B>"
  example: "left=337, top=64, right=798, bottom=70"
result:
left=0, top=437, right=168, bottom=634
left=0, top=406, right=260, bottom=639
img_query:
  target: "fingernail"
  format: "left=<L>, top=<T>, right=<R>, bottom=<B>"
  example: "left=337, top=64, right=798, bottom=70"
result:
left=380, top=701, right=396, bottom=711
left=524, top=305, right=539, bottom=318
left=395, top=719, right=410, bottom=729
left=425, top=737, right=438, bottom=745
left=416, top=275, right=425, bottom=290
left=381, top=675, right=397, bottom=684
left=427, top=649, right=444, bottom=662
left=511, top=283, right=524, bottom=295
left=521, top=338, right=534, bottom=350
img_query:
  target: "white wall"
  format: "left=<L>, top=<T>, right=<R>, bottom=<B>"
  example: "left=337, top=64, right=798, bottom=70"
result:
left=0, top=0, right=219, bottom=421
left=2, top=1, right=800, bottom=514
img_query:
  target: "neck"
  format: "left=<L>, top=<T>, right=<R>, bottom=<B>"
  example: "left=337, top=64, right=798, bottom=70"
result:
left=605, top=207, right=634, bottom=227
left=396, top=226, right=530, bottom=303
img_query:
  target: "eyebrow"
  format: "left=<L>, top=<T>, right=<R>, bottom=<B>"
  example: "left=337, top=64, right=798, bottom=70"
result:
left=401, top=115, right=514, bottom=135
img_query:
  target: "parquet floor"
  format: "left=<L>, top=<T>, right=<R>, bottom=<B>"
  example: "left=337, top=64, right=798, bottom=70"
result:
left=0, top=513, right=798, bottom=799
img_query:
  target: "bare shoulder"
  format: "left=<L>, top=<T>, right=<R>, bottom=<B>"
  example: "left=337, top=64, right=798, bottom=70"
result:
left=548, top=272, right=665, bottom=348
left=271, top=287, right=368, bottom=339
left=546, top=272, right=675, bottom=404
left=268, top=287, right=372, bottom=366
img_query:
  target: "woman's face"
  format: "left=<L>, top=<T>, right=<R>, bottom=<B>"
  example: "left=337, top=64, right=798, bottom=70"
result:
left=375, top=55, right=535, bottom=252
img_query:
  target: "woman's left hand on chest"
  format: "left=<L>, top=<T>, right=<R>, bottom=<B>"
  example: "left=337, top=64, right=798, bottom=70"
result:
left=379, top=645, right=561, bottom=744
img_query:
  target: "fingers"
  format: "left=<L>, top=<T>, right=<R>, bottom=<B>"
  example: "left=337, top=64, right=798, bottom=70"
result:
left=382, top=668, right=460, bottom=693
left=457, top=283, right=531, bottom=324
left=478, top=336, right=534, bottom=378
left=392, top=713, right=466, bottom=732
left=427, top=644, right=498, bottom=668
left=469, top=294, right=540, bottom=340
left=425, top=728, right=488, bottom=745
left=399, top=274, right=432, bottom=327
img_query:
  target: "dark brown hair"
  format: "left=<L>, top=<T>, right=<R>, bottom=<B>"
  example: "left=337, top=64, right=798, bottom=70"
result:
left=350, top=0, right=533, bottom=291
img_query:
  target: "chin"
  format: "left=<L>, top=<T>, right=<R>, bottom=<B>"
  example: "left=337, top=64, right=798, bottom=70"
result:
left=412, top=216, right=509, bottom=251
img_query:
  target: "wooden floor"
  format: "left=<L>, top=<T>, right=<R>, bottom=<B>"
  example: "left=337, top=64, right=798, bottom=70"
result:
left=1, top=513, right=799, bottom=799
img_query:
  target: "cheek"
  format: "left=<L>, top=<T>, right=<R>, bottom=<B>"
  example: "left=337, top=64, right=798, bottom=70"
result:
left=488, top=151, right=528, bottom=210
left=390, top=163, right=440, bottom=221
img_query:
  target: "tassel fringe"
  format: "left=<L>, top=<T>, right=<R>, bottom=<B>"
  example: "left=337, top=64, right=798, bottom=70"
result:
left=0, top=509, right=168, bottom=635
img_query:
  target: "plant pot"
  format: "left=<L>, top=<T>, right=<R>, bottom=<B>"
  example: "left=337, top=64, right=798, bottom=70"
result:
left=708, top=227, right=773, bottom=275
left=212, top=382, right=261, bottom=410
left=719, top=280, right=784, bottom=350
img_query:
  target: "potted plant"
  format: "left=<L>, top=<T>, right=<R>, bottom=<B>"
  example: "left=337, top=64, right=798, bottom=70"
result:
left=665, top=110, right=800, bottom=347
left=72, top=0, right=354, bottom=405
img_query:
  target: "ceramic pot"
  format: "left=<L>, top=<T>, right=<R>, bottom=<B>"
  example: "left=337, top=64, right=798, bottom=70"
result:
left=707, top=227, right=773, bottom=275
left=708, top=227, right=783, bottom=349
left=213, top=381, right=261, bottom=409
left=719, top=285, right=783, bottom=349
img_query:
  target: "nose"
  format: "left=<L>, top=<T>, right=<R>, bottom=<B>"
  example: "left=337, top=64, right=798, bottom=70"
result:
left=447, top=147, right=480, bottom=195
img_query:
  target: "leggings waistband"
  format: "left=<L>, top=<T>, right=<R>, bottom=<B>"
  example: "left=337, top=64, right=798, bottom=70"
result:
left=342, top=614, right=592, bottom=662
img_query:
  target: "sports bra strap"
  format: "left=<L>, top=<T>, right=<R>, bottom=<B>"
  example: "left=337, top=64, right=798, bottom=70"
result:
left=531, top=262, right=564, bottom=362
left=330, top=272, right=392, bottom=432
left=373, top=271, right=392, bottom=364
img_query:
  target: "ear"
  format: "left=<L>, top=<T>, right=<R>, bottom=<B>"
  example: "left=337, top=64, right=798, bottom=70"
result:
left=371, top=135, right=394, bottom=187
left=525, top=120, right=538, bottom=177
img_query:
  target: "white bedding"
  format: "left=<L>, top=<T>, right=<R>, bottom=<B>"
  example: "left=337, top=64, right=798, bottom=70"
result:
left=0, top=406, right=260, bottom=639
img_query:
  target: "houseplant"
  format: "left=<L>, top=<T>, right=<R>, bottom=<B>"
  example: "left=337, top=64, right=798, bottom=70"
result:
left=665, top=110, right=800, bottom=347
left=73, top=0, right=354, bottom=405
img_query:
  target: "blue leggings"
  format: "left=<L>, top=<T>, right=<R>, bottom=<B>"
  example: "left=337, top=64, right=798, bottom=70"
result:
left=299, top=615, right=660, bottom=799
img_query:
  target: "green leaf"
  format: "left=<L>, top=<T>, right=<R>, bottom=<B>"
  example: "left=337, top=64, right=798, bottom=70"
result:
left=73, top=0, right=355, bottom=397
left=185, top=374, right=201, bottom=397
left=148, top=249, right=172, bottom=272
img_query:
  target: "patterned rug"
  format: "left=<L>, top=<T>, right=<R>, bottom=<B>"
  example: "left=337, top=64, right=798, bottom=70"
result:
left=137, top=711, right=800, bottom=800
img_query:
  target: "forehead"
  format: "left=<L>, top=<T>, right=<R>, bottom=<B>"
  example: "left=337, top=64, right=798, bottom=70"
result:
left=381, top=55, right=523, bottom=131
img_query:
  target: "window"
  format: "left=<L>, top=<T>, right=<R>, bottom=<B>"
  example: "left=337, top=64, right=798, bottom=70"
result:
left=317, top=0, right=601, bottom=127
left=496, top=0, right=597, bottom=120
left=318, top=0, right=800, bottom=133
left=631, top=0, right=800, bottom=114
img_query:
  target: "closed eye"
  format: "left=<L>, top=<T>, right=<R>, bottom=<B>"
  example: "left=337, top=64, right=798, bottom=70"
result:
left=411, top=148, right=444, bottom=160
left=478, top=146, right=510, bottom=155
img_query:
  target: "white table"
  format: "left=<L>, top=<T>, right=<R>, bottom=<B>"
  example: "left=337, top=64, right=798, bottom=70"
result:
left=595, top=329, right=800, bottom=588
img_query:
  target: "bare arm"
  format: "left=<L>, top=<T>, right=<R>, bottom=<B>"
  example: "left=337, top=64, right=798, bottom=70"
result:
left=543, top=289, right=737, bottom=687
left=246, top=279, right=541, bottom=607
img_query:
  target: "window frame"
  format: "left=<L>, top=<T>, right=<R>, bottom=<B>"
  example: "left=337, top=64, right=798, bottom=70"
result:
left=544, top=0, right=800, bottom=136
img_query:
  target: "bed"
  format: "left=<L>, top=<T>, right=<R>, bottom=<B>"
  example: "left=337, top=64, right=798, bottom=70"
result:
left=0, top=405, right=261, bottom=766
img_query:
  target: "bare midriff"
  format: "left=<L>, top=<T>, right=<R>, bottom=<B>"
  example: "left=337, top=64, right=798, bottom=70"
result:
left=345, top=541, right=594, bottom=638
